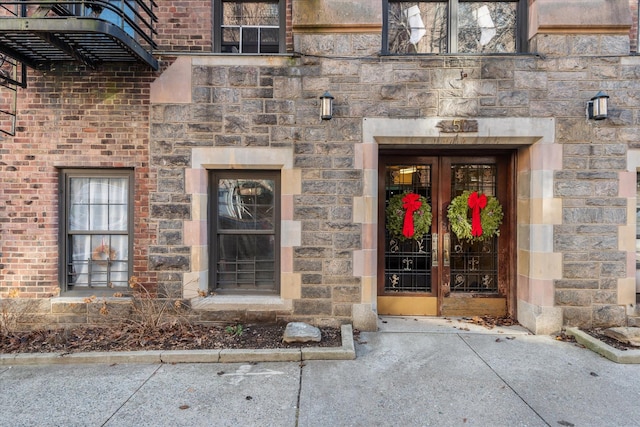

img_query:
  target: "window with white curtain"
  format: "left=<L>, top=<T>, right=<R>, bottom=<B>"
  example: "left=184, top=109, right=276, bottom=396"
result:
left=60, top=169, right=132, bottom=293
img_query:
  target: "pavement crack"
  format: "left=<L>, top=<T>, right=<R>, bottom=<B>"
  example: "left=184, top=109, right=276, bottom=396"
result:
left=457, top=334, right=552, bottom=427
left=295, top=362, right=304, bottom=427
left=100, top=364, right=163, bottom=427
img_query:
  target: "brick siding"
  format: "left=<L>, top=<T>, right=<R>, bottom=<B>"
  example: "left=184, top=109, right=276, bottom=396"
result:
left=0, top=64, right=159, bottom=298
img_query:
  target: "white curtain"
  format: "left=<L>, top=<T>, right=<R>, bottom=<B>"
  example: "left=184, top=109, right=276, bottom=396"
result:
left=69, top=177, right=128, bottom=288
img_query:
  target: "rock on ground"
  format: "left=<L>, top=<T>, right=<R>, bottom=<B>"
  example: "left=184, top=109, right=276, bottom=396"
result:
left=603, top=327, right=640, bottom=347
left=282, top=322, right=322, bottom=343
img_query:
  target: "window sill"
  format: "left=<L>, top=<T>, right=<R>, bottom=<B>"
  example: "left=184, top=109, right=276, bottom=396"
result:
left=153, top=51, right=296, bottom=58
left=52, top=295, right=130, bottom=304
left=379, top=52, right=534, bottom=57
left=191, top=294, right=292, bottom=312
left=57, top=289, right=130, bottom=299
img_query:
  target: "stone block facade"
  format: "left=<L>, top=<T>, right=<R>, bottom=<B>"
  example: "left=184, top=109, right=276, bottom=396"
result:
left=2, top=0, right=640, bottom=333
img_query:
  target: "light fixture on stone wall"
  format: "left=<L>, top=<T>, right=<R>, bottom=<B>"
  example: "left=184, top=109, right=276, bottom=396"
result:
left=320, top=91, right=334, bottom=120
left=587, top=91, right=609, bottom=120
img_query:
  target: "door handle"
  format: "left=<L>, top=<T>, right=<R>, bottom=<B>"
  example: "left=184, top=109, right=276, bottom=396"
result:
left=443, top=232, right=450, bottom=267
left=431, top=233, right=438, bottom=267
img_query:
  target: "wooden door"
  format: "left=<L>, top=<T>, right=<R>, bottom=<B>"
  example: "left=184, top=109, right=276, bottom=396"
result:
left=377, top=153, right=514, bottom=317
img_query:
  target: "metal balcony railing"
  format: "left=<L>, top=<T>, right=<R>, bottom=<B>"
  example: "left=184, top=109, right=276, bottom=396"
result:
left=0, top=1, right=158, bottom=70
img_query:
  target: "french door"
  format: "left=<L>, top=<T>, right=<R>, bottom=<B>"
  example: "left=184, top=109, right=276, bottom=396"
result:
left=377, top=153, right=514, bottom=317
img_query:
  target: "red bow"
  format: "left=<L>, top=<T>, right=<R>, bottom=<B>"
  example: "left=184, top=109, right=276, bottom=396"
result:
left=467, top=191, right=487, bottom=237
left=402, top=193, right=422, bottom=238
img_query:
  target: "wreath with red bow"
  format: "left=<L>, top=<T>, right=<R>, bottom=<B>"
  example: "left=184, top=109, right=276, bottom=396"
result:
left=447, top=191, right=503, bottom=242
left=386, top=192, right=432, bottom=241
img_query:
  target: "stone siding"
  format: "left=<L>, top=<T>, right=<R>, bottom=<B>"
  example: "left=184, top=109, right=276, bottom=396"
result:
left=148, top=44, right=639, bottom=328
left=1, top=0, right=640, bottom=331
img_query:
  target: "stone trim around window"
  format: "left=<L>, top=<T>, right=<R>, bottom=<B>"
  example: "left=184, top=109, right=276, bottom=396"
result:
left=184, top=146, right=301, bottom=311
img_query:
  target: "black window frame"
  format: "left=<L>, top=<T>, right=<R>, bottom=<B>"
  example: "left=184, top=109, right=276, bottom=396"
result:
left=213, top=0, right=286, bottom=54
left=209, top=170, right=281, bottom=294
left=382, top=0, right=528, bottom=55
left=58, top=168, right=134, bottom=295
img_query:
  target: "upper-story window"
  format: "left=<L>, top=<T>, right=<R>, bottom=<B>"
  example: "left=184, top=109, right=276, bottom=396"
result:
left=214, top=0, right=286, bottom=53
left=383, top=1, right=527, bottom=54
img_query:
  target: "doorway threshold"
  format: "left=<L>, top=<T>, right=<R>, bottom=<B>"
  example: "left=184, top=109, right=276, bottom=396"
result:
left=377, top=316, right=530, bottom=335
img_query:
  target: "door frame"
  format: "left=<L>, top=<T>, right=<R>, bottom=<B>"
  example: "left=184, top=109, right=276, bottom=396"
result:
left=377, top=149, right=517, bottom=317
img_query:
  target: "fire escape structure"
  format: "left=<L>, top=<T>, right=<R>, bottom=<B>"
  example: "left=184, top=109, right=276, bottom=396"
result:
left=0, top=1, right=158, bottom=135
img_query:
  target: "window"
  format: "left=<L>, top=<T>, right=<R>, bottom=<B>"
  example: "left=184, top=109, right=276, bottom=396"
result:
left=213, top=0, right=285, bottom=53
left=60, top=169, right=133, bottom=293
left=210, top=171, right=280, bottom=294
left=383, top=1, right=527, bottom=54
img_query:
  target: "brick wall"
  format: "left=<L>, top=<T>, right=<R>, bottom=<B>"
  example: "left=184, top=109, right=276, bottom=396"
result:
left=0, top=64, right=159, bottom=299
left=155, top=1, right=212, bottom=52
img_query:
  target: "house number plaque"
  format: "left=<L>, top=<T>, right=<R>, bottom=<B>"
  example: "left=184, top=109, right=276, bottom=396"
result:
left=436, top=119, right=478, bottom=133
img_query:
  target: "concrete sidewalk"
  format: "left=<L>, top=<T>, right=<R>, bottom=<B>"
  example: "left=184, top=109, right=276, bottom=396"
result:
left=1, top=316, right=639, bottom=427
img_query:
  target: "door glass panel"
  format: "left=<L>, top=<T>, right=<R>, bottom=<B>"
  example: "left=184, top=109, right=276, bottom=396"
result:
left=449, top=163, right=498, bottom=293
left=384, top=164, right=433, bottom=293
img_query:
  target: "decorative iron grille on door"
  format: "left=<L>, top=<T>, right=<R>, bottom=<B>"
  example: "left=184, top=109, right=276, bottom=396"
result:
left=384, top=164, right=433, bottom=293
left=448, top=164, right=498, bottom=293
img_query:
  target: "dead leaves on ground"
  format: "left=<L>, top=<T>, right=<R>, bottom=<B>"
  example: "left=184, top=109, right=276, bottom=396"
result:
left=465, top=315, right=519, bottom=329
left=446, top=315, right=519, bottom=331
left=0, top=323, right=342, bottom=354
left=554, top=331, right=577, bottom=343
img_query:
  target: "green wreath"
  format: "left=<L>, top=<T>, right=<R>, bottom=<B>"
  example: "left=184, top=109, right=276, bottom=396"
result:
left=386, top=192, right=432, bottom=241
left=447, top=191, right=503, bottom=242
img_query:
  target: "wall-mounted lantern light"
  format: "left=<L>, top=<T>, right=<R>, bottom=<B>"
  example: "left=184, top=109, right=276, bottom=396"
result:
left=587, top=91, right=609, bottom=120
left=320, top=91, right=334, bottom=120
